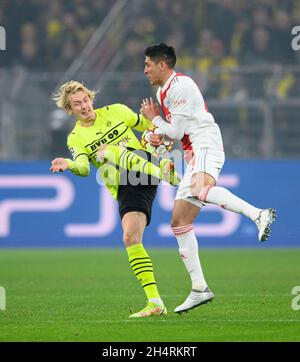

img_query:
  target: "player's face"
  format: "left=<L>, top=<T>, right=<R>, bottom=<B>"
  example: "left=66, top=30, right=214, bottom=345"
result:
left=144, top=56, right=164, bottom=86
left=68, top=91, right=95, bottom=121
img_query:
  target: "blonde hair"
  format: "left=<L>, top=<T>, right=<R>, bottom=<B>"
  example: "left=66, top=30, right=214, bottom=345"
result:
left=53, top=80, right=97, bottom=115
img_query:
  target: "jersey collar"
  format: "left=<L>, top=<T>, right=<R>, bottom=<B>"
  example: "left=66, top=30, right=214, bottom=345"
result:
left=160, top=71, right=176, bottom=93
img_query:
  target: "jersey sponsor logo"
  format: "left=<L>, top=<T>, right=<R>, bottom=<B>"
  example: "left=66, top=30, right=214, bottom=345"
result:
left=90, top=129, right=120, bottom=151
left=172, top=99, right=187, bottom=106
left=117, top=136, right=130, bottom=147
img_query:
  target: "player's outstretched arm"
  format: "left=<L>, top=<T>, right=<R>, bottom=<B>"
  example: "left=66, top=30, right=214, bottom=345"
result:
left=50, top=158, right=69, bottom=172
left=50, top=155, right=90, bottom=177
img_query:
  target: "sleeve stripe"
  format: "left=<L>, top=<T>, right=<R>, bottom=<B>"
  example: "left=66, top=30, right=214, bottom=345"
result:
left=74, top=153, right=88, bottom=160
left=132, top=114, right=140, bottom=127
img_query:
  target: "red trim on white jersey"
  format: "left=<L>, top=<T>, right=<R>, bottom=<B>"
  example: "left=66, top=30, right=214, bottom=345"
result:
left=157, top=71, right=223, bottom=159
left=160, top=73, right=194, bottom=163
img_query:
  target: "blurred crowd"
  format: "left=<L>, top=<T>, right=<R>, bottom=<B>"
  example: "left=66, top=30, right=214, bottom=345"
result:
left=0, top=0, right=299, bottom=159
left=1, top=0, right=299, bottom=71
left=121, top=0, right=299, bottom=100
left=0, top=0, right=114, bottom=70
left=122, top=0, right=299, bottom=68
left=0, top=0, right=299, bottom=101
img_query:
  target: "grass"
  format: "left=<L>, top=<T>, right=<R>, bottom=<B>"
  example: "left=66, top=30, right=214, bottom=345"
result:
left=0, top=248, right=299, bottom=342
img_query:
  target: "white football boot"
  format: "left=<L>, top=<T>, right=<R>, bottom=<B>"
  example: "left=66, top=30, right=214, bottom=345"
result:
left=255, top=208, right=277, bottom=242
left=174, top=287, right=214, bottom=314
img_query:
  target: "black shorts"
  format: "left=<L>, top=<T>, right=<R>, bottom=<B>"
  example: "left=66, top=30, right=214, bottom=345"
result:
left=117, top=182, right=158, bottom=226
left=117, top=149, right=160, bottom=226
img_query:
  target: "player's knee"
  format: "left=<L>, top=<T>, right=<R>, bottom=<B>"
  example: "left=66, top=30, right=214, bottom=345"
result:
left=171, top=217, right=186, bottom=228
left=190, top=183, right=200, bottom=198
left=123, top=232, right=139, bottom=247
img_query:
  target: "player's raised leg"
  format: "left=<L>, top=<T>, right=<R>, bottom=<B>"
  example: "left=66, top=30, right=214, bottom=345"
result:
left=97, top=144, right=180, bottom=186
left=189, top=151, right=277, bottom=242
left=195, top=179, right=277, bottom=241
left=171, top=199, right=214, bottom=314
left=122, top=211, right=167, bottom=318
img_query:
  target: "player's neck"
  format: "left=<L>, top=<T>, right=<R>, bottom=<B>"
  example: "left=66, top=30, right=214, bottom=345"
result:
left=79, top=111, right=97, bottom=127
left=160, top=69, right=175, bottom=87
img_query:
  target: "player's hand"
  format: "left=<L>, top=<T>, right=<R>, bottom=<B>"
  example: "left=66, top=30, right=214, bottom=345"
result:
left=149, top=133, right=164, bottom=146
left=140, top=97, right=160, bottom=120
left=50, top=158, right=69, bottom=172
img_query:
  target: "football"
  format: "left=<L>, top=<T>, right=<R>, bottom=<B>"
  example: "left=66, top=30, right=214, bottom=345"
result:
left=141, top=126, right=173, bottom=157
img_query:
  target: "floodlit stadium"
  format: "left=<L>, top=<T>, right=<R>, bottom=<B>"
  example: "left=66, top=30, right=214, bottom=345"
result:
left=0, top=0, right=299, bottom=344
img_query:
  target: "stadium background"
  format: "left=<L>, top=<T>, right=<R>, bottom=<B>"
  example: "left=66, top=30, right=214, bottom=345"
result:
left=0, top=0, right=300, bottom=344
left=0, top=0, right=299, bottom=248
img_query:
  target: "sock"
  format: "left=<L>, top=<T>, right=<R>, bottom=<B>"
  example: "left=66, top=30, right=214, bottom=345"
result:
left=199, top=185, right=261, bottom=221
left=172, top=225, right=208, bottom=291
left=98, top=145, right=164, bottom=181
left=126, top=243, right=162, bottom=303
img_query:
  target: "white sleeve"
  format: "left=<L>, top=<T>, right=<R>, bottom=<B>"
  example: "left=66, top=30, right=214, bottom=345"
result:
left=152, top=79, right=192, bottom=140
left=168, top=80, right=193, bottom=117
left=152, top=114, right=185, bottom=140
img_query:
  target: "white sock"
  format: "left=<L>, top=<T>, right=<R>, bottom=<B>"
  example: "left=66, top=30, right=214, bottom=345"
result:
left=172, top=225, right=207, bottom=291
left=199, top=185, right=261, bottom=221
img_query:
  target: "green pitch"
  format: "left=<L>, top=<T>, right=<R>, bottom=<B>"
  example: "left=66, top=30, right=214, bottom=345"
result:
left=0, top=248, right=299, bottom=342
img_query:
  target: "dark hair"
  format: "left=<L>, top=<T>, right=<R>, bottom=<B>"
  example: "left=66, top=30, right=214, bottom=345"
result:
left=145, top=43, right=176, bottom=68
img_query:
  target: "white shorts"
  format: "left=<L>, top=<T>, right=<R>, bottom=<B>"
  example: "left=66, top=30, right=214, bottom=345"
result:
left=175, top=148, right=225, bottom=208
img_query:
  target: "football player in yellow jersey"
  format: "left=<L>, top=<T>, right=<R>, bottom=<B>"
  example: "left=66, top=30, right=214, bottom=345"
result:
left=50, top=80, right=178, bottom=318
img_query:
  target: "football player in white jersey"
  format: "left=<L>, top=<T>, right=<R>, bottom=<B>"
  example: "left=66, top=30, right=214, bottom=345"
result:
left=141, top=43, right=277, bottom=314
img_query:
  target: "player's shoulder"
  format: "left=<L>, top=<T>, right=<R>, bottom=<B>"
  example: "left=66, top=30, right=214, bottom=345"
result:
left=67, top=125, right=78, bottom=142
left=96, top=103, right=132, bottom=114
left=67, top=120, right=83, bottom=143
left=169, top=72, right=197, bottom=95
left=172, top=73, right=194, bottom=87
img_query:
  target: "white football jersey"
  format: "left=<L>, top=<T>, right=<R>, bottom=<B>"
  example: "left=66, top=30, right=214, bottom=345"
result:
left=155, top=72, right=224, bottom=155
